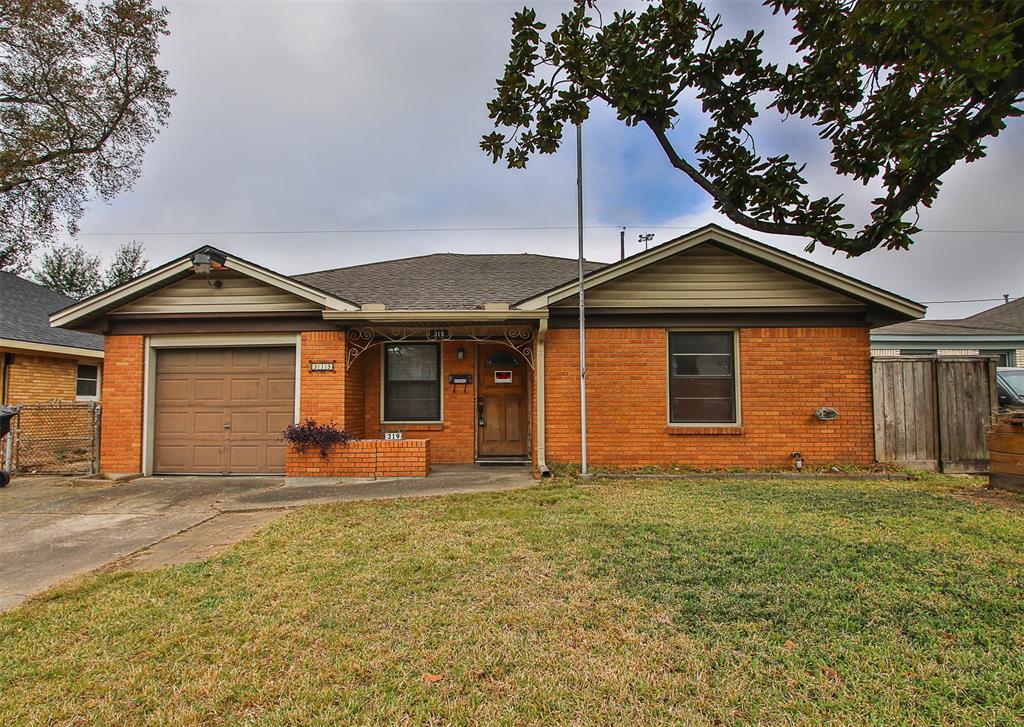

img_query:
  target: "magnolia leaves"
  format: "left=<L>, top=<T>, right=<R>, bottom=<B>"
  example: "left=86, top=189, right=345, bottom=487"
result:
left=482, top=0, right=1024, bottom=256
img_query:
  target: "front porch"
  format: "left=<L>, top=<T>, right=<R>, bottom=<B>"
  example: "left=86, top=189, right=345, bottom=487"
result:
left=291, top=322, right=544, bottom=479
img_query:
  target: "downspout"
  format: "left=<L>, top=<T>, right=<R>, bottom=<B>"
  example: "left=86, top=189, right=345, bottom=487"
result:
left=536, top=318, right=550, bottom=477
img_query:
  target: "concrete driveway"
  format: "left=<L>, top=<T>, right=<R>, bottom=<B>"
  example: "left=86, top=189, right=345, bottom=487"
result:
left=0, top=465, right=534, bottom=611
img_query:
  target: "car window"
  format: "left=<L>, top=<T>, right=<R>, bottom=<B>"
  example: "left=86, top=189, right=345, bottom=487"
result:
left=1001, top=371, right=1024, bottom=397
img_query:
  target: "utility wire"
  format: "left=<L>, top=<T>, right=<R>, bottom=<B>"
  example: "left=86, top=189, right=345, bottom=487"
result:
left=920, top=297, right=1019, bottom=304
left=69, top=225, right=1024, bottom=237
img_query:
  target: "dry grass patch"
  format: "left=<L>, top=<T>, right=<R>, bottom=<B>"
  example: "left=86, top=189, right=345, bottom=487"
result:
left=1, top=476, right=1022, bottom=725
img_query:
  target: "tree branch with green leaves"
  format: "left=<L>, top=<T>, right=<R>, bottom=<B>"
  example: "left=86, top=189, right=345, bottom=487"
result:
left=482, top=0, right=1024, bottom=256
left=0, top=0, right=173, bottom=272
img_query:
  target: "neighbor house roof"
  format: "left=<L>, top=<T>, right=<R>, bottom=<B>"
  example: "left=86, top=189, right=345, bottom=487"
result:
left=294, top=253, right=606, bottom=310
left=0, top=271, right=104, bottom=355
left=873, top=297, right=1024, bottom=338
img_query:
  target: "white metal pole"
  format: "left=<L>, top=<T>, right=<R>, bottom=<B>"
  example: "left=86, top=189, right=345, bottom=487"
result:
left=576, top=122, right=588, bottom=477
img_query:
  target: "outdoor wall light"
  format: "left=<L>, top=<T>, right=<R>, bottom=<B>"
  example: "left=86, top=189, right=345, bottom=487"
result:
left=457, top=348, right=465, bottom=360
left=192, top=252, right=212, bottom=275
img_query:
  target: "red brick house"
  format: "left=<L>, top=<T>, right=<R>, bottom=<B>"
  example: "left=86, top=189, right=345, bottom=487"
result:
left=49, top=225, right=924, bottom=478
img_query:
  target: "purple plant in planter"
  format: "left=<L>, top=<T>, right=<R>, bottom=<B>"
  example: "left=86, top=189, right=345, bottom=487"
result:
left=282, top=419, right=355, bottom=458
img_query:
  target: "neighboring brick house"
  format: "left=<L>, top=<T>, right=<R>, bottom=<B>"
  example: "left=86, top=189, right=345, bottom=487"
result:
left=49, top=224, right=924, bottom=478
left=1, top=272, right=104, bottom=406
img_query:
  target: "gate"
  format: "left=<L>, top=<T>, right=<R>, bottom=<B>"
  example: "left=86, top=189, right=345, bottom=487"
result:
left=2, top=402, right=100, bottom=476
left=872, top=356, right=997, bottom=472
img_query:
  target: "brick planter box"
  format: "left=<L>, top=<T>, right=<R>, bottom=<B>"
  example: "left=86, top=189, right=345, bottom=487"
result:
left=286, top=438, right=430, bottom=479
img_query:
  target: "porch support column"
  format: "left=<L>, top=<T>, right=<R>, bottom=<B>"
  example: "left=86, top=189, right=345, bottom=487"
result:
left=536, top=318, right=549, bottom=476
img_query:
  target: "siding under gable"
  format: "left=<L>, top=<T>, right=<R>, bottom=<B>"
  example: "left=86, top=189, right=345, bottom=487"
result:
left=113, top=270, right=321, bottom=315
left=555, top=243, right=860, bottom=309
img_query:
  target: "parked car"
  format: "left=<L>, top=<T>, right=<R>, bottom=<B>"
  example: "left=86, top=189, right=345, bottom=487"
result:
left=996, top=367, right=1024, bottom=410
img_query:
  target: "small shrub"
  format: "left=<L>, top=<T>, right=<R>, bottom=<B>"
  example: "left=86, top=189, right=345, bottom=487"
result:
left=282, top=419, right=355, bottom=458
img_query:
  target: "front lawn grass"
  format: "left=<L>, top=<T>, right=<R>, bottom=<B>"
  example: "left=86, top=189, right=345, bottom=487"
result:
left=1, top=476, right=1022, bottom=725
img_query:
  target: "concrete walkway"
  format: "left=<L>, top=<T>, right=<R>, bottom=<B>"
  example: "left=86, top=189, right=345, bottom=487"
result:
left=0, top=465, right=534, bottom=611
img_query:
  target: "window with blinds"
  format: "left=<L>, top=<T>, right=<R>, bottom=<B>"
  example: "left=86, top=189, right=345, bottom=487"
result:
left=668, top=332, right=738, bottom=424
left=384, top=344, right=441, bottom=421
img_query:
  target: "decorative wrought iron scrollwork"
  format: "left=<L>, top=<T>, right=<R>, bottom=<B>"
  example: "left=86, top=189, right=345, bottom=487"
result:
left=345, top=324, right=535, bottom=370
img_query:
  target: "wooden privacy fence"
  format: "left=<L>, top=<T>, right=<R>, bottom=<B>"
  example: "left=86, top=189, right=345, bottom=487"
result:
left=872, top=356, right=997, bottom=472
left=987, top=413, right=1024, bottom=492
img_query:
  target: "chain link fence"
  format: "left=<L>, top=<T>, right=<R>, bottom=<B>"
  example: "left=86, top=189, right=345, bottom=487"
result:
left=3, top=402, right=100, bottom=476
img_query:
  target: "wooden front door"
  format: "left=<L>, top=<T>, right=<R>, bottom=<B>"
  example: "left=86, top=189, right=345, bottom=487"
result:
left=477, top=344, right=529, bottom=458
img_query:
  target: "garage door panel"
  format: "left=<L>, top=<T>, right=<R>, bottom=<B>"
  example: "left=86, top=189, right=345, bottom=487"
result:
left=266, top=348, right=295, bottom=367
left=154, top=346, right=295, bottom=474
left=194, top=378, right=225, bottom=402
left=230, top=411, right=260, bottom=434
left=156, top=379, right=190, bottom=404
left=154, top=445, right=188, bottom=469
left=228, top=444, right=265, bottom=470
left=265, top=444, right=287, bottom=469
left=194, top=411, right=225, bottom=435
left=155, top=411, right=190, bottom=435
left=193, top=445, right=225, bottom=468
left=230, top=349, right=261, bottom=368
left=267, top=378, right=294, bottom=401
left=266, top=411, right=294, bottom=432
left=156, top=349, right=194, bottom=372
left=229, top=378, right=261, bottom=402
left=195, top=349, right=227, bottom=367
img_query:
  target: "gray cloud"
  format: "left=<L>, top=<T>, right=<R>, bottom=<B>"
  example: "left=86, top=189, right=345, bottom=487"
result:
left=63, top=0, right=1022, bottom=319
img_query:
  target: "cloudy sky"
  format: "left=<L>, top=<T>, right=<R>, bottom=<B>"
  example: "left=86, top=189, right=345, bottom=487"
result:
left=63, top=0, right=1022, bottom=319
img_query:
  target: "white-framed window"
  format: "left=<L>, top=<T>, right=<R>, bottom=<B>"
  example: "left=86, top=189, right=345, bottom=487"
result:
left=383, top=343, right=441, bottom=422
left=987, top=350, right=1013, bottom=367
left=76, top=362, right=100, bottom=400
left=668, top=331, right=738, bottom=425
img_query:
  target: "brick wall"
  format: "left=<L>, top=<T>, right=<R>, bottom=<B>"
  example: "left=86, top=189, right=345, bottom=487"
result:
left=299, top=331, right=348, bottom=425
left=544, top=326, right=874, bottom=469
left=286, top=438, right=429, bottom=478
left=1, top=352, right=92, bottom=404
left=344, top=344, right=366, bottom=437
left=99, top=335, right=145, bottom=474
left=363, top=341, right=477, bottom=463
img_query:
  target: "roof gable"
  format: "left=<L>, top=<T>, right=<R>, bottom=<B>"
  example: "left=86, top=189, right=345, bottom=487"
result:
left=113, top=269, right=324, bottom=315
left=50, top=246, right=358, bottom=329
left=518, top=224, right=925, bottom=320
left=551, top=242, right=859, bottom=309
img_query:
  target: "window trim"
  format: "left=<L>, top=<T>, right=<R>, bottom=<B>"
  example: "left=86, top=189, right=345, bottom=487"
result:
left=75, top=361, right=101, bottom=401
left=380, top=342, right=444, bottom=425
left=984, top=350, right=1014, bottom=367
left=666, top=329, right=741, bottom=427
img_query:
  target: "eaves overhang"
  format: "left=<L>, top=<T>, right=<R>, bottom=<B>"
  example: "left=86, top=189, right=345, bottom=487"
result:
left=0, top=338, right=105, bottom=359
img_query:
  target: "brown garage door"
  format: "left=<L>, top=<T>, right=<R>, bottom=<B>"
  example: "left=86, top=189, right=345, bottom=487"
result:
left=154, top=347, right=295, bottom=474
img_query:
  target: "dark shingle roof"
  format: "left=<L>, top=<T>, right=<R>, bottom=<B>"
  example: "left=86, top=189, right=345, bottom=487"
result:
left=0, top=272, right=104, bottom=351
left=874, top=297, right=1024, bottom=337
left=294, top=253, right=606, bottom=310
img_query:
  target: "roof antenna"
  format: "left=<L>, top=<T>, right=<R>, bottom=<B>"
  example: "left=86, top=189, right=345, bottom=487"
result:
left=620, top=227, right=625, bottom=261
